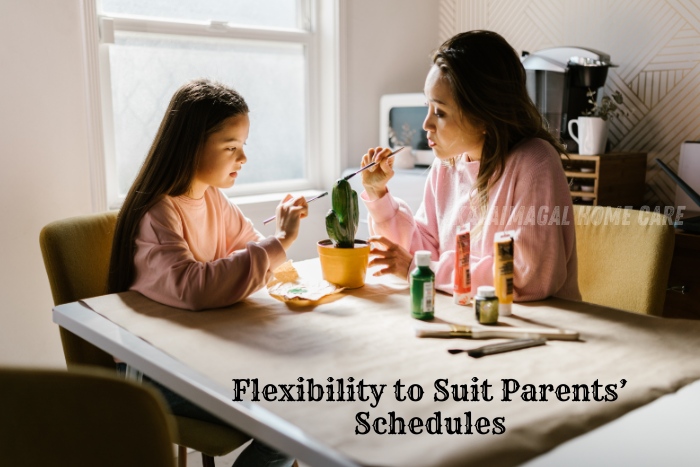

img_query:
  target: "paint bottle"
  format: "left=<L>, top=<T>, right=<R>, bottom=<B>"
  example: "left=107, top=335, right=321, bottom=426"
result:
left=493, top=231, right=514, bottom=316
left=410, top=250, right=435, bottom=320
left=453, top=224, right=471, bottom=305
left=474, top=285, right=499, bottom=325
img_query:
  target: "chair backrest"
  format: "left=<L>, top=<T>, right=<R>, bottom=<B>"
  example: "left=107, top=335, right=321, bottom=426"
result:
left=0, top=367, right=175, bottom=467
left=40, top=211, right=119, bottom=369
left=573, top=205, right=675, bottom=315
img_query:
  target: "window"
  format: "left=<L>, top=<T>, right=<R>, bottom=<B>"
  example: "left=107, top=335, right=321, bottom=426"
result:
left=88, top=0, right=339, bottom=209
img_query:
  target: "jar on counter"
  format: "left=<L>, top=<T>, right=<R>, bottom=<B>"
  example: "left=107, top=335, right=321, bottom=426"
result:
left=474, top=285, right=499, bottom=325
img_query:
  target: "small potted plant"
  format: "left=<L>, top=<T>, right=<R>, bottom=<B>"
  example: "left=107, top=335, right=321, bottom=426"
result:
left=317, top=178, right=370, bottom=288
left=582, top=89, right=627, bottom=120
left=569, top=88, right=627, bottom=155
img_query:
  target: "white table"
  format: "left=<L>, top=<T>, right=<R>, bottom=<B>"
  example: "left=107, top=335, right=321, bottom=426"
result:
left=53, top=272, right=700, bottom=466
left=53, top=300, right=357, bottom=467
left=523, top=379, right=700, bottom=466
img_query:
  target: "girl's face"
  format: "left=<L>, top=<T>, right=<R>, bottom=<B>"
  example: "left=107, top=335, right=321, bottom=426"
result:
left=423, top=65, right=486, bottom=162
left=190, top=113, right=250, bottom=199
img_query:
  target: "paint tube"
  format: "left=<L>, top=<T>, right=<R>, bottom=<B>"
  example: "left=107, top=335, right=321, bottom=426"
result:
left=453, top=224, right=471, bottom=305
left=493, top=231, right=514, bottom=316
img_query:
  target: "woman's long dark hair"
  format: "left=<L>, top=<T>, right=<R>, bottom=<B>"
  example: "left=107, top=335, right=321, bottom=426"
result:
left=432, top=31, right=567, bottom=234
left=108, top=79, right=249, bottom=293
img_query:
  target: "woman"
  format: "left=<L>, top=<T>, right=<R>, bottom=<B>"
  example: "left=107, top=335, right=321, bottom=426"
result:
left=361, top=30, right=580, bottom=302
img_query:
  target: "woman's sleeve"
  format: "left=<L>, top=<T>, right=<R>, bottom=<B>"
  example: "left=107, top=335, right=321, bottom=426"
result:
left=362, top=166, right=443, bottom=276
left=130, top=204, right=286, bottom=311
left=471, top=152, right=575, bottom=301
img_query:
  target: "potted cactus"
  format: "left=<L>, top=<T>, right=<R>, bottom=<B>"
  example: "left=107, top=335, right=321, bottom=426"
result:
left=317, top=178, right=370, bottom=288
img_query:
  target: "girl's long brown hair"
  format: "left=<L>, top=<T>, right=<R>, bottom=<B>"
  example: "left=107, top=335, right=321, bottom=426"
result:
left=108, top=79, right=249, bottom=293
left=432, top=31, right=567, bottom=233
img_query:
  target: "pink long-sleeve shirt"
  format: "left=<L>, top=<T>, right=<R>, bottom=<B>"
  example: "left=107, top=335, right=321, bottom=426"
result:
left=363, top=138, right=581, bottom=302
left=130, top=186, right=286, bottom=310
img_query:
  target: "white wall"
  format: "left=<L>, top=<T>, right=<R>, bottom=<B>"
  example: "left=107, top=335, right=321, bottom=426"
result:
left=342, top=0, right=440, bottom=169
left=0, top=0, right=440, bottom=368
left=0, top=0, right=93, bottom=367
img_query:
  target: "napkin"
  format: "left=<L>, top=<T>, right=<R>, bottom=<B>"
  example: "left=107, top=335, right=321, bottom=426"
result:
left=267, top=261, right=344, bottom=304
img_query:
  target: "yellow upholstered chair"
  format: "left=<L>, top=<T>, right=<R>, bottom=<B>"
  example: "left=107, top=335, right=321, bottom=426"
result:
left=40, top=212, right=249, bottom=467
left=0, top=366, right=176, bottom=467
left=573, top=205, right=675, bottom=315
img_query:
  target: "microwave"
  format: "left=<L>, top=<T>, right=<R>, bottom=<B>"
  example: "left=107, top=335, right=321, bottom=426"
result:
left=379, top=93, right=434, bottom=166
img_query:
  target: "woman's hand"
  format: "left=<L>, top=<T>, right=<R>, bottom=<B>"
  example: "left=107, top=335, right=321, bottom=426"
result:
left=361, top=146, right=395, bottom=201
left=368, top=235, right=413, bottom=279
left=274, top=194, right=308, bottom=250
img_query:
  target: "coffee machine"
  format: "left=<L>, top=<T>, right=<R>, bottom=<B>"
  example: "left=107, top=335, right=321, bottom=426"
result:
left=521, top=47, right=617, bottom=153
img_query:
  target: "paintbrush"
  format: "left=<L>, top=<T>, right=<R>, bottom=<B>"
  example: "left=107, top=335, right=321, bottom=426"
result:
left=262, top=191, right=329, bottom=225
left=342, top=146, right=406, bottom=181
left=414, top=322, right=579, bottom=341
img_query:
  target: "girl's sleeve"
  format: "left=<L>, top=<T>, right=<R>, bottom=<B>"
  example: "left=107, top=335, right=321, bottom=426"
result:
left=130, top=203, right=286, bottom=311
left=471, top=153, right=575, bottom=301
left=220, top=192, right=266, bottom=251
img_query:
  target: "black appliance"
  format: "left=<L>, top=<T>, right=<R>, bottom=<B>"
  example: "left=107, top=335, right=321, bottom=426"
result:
left=522, top=46, right=617, bottom=153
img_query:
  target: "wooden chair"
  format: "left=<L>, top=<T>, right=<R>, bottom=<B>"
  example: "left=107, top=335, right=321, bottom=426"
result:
left=573, top=205, right=675, bottom=315
left=39, top=212, right=250, bottom=467
left=0, top=366, right=176, bottom=467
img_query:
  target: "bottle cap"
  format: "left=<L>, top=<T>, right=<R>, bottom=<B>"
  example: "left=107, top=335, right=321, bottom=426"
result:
left=415, top=250, right=432, bottom=267
left=476, top=285, right=496, bottom=298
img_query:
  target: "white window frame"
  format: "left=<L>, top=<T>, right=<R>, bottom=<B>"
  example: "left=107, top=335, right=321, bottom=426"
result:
left=80, top=0, right=341, bottom=211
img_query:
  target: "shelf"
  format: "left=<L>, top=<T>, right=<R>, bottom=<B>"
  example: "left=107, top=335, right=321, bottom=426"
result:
left=570, top=191, right=596, bottom=198
left=561, top=152, right=646, bottom=207
left=565, top=171, right=597, bottom=178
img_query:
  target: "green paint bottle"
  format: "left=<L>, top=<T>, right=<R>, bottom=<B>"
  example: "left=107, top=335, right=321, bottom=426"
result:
left=410, top=250, right=435, bottom=320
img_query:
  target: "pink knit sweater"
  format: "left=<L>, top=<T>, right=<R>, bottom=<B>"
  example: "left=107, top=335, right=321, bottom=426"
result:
left=363, top=138, right=581, bottom=302
left=130, top=186, right=286, bottom=310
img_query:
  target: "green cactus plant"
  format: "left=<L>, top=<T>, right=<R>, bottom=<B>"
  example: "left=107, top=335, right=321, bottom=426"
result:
left=325, top=179, right=359, bottom=248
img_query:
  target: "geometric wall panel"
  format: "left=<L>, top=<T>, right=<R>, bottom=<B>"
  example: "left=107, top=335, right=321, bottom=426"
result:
left=633, top=24, right=698, bottom=108
left=441, top=0, right=700, bottom=207
left=629, top=70, right=689, bottom=109
left=438, top=0, right=458, bottom=44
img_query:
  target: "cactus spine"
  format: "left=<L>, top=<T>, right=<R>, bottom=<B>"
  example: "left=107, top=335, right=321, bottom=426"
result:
left=325, top=179, right=359, bottom=248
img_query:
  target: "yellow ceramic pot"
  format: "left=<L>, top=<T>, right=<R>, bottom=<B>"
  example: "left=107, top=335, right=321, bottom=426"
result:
left=317, top=239, right=370, bottom=288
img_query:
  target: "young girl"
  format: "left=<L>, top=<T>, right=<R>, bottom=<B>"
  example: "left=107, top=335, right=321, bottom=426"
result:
left=361, top=31, right=581, bottom=302
left=109, top=79, right=303, bottom=466
left=109, top=79, right=308, bottom=310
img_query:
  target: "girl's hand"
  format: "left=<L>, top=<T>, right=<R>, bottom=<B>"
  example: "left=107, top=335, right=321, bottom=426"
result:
left=275, top=194, right=308, bottom=250
left=368, top=235, right=413, bottom=279
left=361, top=146, right=394, bottom=201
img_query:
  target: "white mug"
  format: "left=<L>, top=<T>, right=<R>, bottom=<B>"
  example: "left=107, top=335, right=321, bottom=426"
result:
left=568, top=117, right=608, bottom=155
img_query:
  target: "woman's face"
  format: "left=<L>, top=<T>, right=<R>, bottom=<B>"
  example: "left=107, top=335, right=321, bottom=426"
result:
left=190, top=113, right=250, bottom=199
left=423, top=65, right=486, bottom=162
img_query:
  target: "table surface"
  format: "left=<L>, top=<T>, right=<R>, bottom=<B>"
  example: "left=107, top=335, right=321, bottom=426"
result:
left=53, top=261, right=700, bottom=467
